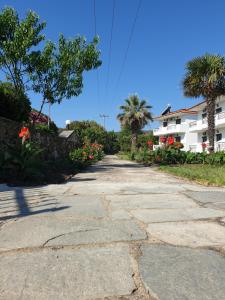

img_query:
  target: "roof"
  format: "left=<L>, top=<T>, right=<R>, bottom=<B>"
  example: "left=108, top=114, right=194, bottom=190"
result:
left=58, top=130, right=74, bottom=139
left=154, top=108, right=197, bottom=120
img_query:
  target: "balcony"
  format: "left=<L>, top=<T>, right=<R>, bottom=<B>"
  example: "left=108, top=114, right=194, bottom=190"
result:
left=216, top=141, right=225, bottom=151
left=153, top=123, right=186, bottom=136
left=189, top=111, right=225, bottom=132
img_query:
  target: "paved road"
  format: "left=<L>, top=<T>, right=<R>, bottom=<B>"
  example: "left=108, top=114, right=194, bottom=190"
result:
left=1, top=155, right=225, bottom=300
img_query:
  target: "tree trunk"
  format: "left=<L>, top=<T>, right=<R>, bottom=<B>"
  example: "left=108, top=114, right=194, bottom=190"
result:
left=131, top=131, right=137, bottom=152
left=206, top=97, right=216, bottom=153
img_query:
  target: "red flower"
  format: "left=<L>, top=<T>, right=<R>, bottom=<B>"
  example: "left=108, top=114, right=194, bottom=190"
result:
left=167, top=136, right=174, bottom=145
left=89, top=155, right=94, bottom=160
left=19, top=127, right=30, bottom=140
left=202, top=143, right=207, bottom=149
left=160, top=136, right=167, bottom=143
left=147, top=140, right=153, bottom=146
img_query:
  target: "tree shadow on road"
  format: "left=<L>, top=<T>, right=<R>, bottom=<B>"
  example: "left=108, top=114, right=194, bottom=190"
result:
left=0, top=188, right=69, bottom=221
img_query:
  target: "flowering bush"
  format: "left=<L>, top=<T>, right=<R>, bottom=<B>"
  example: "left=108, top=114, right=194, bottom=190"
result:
left=160, top=136, right=167, bottom=143
left=69, top=143, right=104, bottom=167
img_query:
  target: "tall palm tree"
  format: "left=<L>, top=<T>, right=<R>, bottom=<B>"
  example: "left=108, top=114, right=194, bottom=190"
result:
left=183, top=54, right=225, bottom=152
left=117, top=95, right=153, bottom=151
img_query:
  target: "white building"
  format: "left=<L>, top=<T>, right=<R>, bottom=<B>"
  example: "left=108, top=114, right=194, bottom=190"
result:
left=153, top=107, right=198, bottom=151
left=188, top=96, right=225, bottom=152
left=154, top=96, right=225, bottom=152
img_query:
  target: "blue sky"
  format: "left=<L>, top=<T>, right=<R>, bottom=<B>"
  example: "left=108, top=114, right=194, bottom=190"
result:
left=1, top=0, right=225, bottom=131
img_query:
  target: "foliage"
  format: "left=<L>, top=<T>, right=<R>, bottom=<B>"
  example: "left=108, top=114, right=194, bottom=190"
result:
left=123, top=147, right=225, bottom=166
left=183, top=54, right=225, bottom=151
left=0, top=7, right=46, bottom=92
left=2, top=141, right=44, bottom=180
left=0, top=82, right=31, bottom=121
left=159, top=164, right=225, bottom=187
left=117, top=95, right=153, bottom=151
left=104, top=131, right=120, bottom=154
left=34, top=123, right=58, bottom=135
left=30, top=109, right=58, bottom=134
left=30, top=35, right=101, bottom=113
left=117, top=128, right=132, bottom=152
left=68, top=121, right=119, bottom=154
left=69, top=143, right=104, bottom=168
left=137, top=132, right=156, bottom=149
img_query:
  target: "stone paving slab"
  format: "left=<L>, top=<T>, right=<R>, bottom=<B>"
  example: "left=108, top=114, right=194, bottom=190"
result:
left=139, top=245, right=225, bottom=300
left=147, top=221, right=225, bottom=247
left=185, top=191, right=225, bottom=204
left=131, top=207, right=225, bottom=223
left=0, top=217, right=146, bottom=250
left=0, top=245, right=135, bottom=300
left=107, top=194, right=198, bottom=210
left=54, top=195, right=107, bottom=218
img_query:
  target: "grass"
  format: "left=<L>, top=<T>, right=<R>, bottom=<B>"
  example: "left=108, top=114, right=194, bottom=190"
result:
left=159, top=164, right=225, bottom=187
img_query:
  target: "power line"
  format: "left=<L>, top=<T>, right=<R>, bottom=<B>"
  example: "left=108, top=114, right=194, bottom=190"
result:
left=93, top=0, right=100, bottom=106
left=99, top=114, right=110, bottom=129
left=105, top=0, right=116, bottom=98
left=115, top=0, right=142, bottom=88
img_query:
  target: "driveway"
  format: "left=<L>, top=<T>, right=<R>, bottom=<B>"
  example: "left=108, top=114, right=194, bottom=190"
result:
left=0, top=155, right=225, bottom=300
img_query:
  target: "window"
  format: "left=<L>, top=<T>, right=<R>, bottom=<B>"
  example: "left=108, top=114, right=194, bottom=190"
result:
left=216, top=107, right=222, bottom=114
left=163, top=121, right=167, bottom=127
left=176, top=119, right=181, bottom=124
left=216, top=133, right=222, bottom=141
left=175, top=136, right=181, bottom=142
left=202, top=136, right=207, bottom=142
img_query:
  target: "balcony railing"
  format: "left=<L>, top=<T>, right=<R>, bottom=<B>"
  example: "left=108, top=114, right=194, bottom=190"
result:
left=189, top=121, right=197, bottom=128
left=167, top=124, right=176, bottom=130
left=216, top=111, right=225, bottom=120
left=216, top=142, right=225, bottom=151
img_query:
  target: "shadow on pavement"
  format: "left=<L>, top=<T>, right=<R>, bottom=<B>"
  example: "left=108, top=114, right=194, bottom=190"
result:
left=0, top=188, right=69, bottom=221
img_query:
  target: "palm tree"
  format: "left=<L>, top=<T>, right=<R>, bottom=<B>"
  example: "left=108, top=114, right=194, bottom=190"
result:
left=183, top=54, right=225, bottom=152
left=117, top=95, right=153, bottom=151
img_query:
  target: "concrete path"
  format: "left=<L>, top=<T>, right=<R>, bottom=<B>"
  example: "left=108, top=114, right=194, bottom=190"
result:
left=1, top=155, right=225, bottom=300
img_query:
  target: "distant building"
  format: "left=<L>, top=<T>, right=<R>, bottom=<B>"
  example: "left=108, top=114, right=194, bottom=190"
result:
left=153, top=96, right=225, bottom=152
left=58, top=130, right=78, bottom=143
left=153, top=106, right=198, bottom=151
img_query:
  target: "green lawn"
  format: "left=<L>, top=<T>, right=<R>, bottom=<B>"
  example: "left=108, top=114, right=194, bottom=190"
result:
left=159, top=164, right=225, bottom=187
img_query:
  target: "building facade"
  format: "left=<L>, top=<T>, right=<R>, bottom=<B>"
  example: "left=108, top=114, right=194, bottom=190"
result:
left=188, top=96, right=225, bottom=152
left=154, top=96, right=225, bottom=152
left=153, top=108, right=198, bottom=151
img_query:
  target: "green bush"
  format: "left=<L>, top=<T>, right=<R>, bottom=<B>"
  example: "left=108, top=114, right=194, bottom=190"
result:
left=0, top=82, right=31, bottom=121
left=128, top=147, right=225, bottom=166
left=1, top=141, right=44, bottom=179
left=69, top=143, right=104, bottom=168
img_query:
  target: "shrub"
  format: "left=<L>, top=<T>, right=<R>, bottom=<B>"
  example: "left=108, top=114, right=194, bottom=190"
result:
left=69, top=143, right=104, bottom=167
left=0, top=82, right=31, bottom=121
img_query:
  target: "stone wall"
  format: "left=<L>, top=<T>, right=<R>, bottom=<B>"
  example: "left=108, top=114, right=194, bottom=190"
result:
left=0, top=117, right=78, bottom=159
left=0, top=117, right=21, bottom=151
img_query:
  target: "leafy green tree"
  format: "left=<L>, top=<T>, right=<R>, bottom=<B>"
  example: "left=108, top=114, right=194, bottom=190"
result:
left=30, top=35, right=101, bottom=114
left=69, top=120, right=106, bottom=147
left=0, top=82, right=31, bottom=121
left=0, top=7, right=46, bottom=92
left=104, top=131, right=120, bottom=154
left=117, top=95, right=153, bottom=151
left=183, top=54, right=225, bottom=152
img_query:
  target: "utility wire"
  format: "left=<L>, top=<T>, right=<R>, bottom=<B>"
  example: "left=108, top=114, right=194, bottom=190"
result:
left=115, top=0, right=142, bottom=89
left=105, top=0, right=116, bottom=98
left=93, top=0, right=100, bottom=106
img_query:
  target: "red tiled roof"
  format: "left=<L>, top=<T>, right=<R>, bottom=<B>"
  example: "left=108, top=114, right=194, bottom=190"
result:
left=154, top=109, right=197, bottom=120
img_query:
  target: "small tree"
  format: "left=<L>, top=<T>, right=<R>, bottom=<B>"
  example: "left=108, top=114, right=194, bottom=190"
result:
left=183, top=54, right=225, bottom=152
left=29, top=35, right=101, bottom=114
left=117, top=95, right=153, bottom=152
left=0, top=7, right=46, bottom=92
